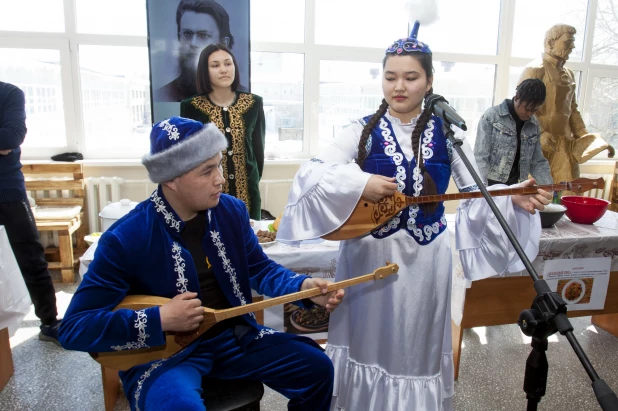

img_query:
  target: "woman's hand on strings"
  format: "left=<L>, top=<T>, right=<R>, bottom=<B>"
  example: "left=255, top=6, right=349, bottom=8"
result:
left=301, top=278, right=345, bottom=313
left=362, top=175, right=398, bottom=202
left=511, top=178, right=552, bottom=214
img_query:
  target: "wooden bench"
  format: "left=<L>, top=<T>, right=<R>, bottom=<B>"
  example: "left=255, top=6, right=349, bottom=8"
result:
left=22, top=163, right=89, bottom=283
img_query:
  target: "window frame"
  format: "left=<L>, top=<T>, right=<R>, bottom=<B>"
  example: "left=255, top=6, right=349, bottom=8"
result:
left=0, top=0, right=614, bottom=162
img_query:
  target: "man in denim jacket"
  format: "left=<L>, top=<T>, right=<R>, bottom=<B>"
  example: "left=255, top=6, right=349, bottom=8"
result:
left=474, top=79, right=552, bottom=186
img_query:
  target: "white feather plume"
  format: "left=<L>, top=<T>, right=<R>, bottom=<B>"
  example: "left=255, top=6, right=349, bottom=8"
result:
left=405, top=0, right=439, bottom=26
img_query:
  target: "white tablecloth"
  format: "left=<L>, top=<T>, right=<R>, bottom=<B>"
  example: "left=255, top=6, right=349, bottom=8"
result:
left=0, top=226, right=31, bottom=337
left=448, top=210, right=618, bottom=325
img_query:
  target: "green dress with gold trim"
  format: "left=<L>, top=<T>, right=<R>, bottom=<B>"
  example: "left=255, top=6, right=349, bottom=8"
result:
left=181, top=92, right=265, bottom=220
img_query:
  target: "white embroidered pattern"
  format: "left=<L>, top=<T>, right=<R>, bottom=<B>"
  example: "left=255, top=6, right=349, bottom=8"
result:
left=422, top=215, right=447, bottom=241
left=172, top=242, right=188, bottom=293
left=150, top=191, right=181, bottom=232
left=374, top=210, right=403, bottom=236
left=111, top=309, right=150, bottom=351
left=379, top=118, right=405, bottom=167
left=209, top=231, right=255, bottom=318
left=134, top=360, right=163, bottom=411
left=406, top=205, right=425, bottom=242
left=412, top=166, right=424, bottom=196
left=406, top=120, right=446, bottom=243
left=372, top=118, right=406, bottom=236
left=421, top=119, right=435, bottom=159
left=411, top=119, right=436, bottom=196
left=158, top=119, right=180, bottom=140
left=395, top=165, right=406, bottom=192
left=255, top=328, right=280, bottom=339
left=290, top=273, right=302, bottom=279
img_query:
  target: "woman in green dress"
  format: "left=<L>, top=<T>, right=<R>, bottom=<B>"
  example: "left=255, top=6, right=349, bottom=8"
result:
left=181, top=43, right=265, bottom=220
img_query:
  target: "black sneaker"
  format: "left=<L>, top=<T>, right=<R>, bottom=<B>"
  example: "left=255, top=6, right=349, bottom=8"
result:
left=39, top=319, right=62, bottom=346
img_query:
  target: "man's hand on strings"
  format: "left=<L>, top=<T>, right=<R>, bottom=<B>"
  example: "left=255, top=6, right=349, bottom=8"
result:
left=362, top=175, right=398, bottom=202
left=159, top=292, right=204, bottom=332
left=301, top=278, right=345, bottom=313
left=511, top=178, right=552, bottom=215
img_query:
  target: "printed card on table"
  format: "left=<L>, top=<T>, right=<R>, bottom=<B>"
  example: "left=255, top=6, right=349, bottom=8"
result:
left=542, top=257, right=611, bottom=311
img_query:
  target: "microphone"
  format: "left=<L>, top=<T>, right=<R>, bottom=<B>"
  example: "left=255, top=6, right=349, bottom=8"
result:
left=424, top=93, right=467, bottom=131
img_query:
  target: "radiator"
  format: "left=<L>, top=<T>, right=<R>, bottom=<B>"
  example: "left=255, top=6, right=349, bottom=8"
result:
left=85, top=177, right=154, bottom=232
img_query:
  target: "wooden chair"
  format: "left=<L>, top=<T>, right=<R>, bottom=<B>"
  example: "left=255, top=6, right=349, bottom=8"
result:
left=610, top=162, right=618, bottom=212
left=579, top=172, right=614, bottom=201
left=22, top=163, right=89, bottom=283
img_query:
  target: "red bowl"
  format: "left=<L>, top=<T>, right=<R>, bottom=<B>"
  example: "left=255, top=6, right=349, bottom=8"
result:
left=560, top=196, right=610, bottom=224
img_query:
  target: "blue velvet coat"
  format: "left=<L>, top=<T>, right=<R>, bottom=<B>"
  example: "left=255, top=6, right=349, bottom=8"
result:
left=59, top=187, right=314, bottom=410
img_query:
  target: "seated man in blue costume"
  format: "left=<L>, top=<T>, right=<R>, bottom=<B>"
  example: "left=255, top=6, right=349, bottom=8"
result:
left=58, top=117, right=344, bottom=411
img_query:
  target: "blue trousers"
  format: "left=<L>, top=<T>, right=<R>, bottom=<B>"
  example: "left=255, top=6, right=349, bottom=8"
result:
left=143, top=329, right=333, bottom=411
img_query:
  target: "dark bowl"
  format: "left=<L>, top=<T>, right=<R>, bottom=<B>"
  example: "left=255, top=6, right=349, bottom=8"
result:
left=539, top=204, right=567, bottom=228
left=560, top=196, right=610, bottom=225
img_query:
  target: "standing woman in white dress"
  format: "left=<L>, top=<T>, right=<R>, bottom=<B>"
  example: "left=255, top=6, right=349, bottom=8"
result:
left=277, top=5, right=552, bottom=411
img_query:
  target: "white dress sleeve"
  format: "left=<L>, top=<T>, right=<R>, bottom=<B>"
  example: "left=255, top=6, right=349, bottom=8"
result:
left=452, top=136, right=542, bottom=280
left=276, top=122, right=373, bottom=241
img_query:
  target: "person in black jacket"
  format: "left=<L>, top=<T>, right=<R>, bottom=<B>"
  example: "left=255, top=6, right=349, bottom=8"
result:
left=0, top=81, right=61, bottom=344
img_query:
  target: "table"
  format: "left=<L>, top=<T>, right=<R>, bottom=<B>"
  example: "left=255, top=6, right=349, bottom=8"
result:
left=0, top=225, right=31, bottom=391
left=79, top=211, right=618, bottom=377
left=447, top=211, right=618, bottom=380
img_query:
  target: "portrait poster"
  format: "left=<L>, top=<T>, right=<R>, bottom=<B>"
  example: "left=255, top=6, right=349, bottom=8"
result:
left=146, top=0, right=250, bottom=123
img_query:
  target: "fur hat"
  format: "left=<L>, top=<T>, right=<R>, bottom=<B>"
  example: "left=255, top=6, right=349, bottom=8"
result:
left=142, top=117, right=228, bottom=183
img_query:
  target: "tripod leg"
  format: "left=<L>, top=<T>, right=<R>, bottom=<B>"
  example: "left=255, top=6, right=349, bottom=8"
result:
left=524, top=337, right=549, bottom=411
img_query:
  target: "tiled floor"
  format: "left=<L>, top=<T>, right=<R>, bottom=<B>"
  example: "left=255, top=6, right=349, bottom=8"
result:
left=1, top=282, right=617, bottom=410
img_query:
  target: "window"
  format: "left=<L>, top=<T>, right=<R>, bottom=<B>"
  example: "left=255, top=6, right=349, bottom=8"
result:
left=251, top=0, right=305, bottom=43
left=591, top=0, right=618, bottom=66
left=584, top=75, right=618, bottom=150
left=251, top=52, right=304, bottom=155
left=0, top=0, right=64, bottom=33
left=418, top=0, right=500, bottom=55
left=318, top=61, right=382, bottom=150
left=75, top=0, right=147, bottom=36
left=79, top=45, right=151, bottom=157
left=315, top=0, right=409, bottom=48
left=432, top=61, right=495, bottom=145
left=2, top=0, right=616, bottom=163
left=511, top=0, right=587, bottom=62
left=0, top=48, right=66, bottom=147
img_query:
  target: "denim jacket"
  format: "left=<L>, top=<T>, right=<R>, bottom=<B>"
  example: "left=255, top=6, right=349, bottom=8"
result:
left=474, top=100, right=552, bottom=185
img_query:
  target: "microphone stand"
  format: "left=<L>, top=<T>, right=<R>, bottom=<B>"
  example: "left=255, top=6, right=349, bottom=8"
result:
left=428, top=101, right=618, bottom=410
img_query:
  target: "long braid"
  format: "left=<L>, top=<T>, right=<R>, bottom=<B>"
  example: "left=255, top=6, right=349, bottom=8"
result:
left=357, top=99, right=389, bottom=168
left=411, top=90, right=439, bottom=213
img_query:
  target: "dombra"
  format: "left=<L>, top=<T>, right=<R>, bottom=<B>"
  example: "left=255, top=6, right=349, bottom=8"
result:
left=91, top=263, right=399, bottom=371
left=322, top=178, right=605, bottom=241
